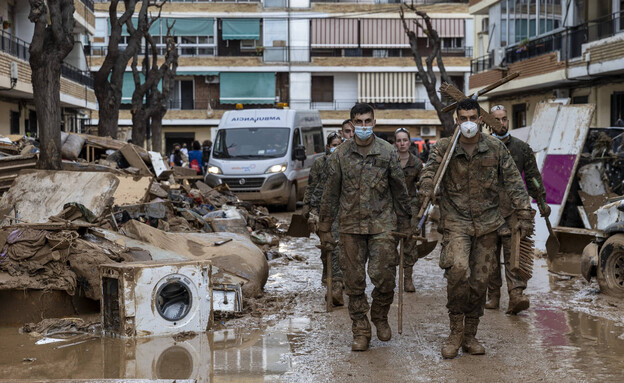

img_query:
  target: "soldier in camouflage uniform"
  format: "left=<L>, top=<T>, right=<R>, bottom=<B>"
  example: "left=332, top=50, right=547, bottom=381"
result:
left=302, top=132, right=345, bottom=306
left=319, top=103, right=412, bottom=352
left=419, top=99, right=533, bottom=358
left=394, top=127, right=423, bottom=292
left=485, top=105, right=550, bottom=314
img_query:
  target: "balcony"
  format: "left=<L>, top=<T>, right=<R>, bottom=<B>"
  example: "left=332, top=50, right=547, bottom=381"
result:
left=0, top=31, right=30, bottom=62
left=61, top=63, right=95, bottom=89
left=79, top=0, right=94, bottom=12
left=504, top=10, right=623, bottom=67
left=470, top=52, right=493, bottom=74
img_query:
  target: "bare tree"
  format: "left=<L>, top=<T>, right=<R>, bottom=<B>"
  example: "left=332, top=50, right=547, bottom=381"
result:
left=28, top=0, right=75, bottom=170
left=400, top=5, right=456, bottom=137
left=149, top=36, right=178, bottom=153
left=130, top=20, right=177, bottom=148
left=94, top=0, right=165, bottom=138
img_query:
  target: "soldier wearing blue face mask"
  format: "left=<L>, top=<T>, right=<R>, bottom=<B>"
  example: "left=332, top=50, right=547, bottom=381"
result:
left=319, top=103, right=413, bottom=351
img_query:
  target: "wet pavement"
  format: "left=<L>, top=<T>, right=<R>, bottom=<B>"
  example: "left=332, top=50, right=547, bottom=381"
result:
left=2, top=210, right=624, bottom=382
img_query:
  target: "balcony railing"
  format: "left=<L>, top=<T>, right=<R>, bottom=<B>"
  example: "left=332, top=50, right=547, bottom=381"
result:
left=505, top=13, right=624, bottom=65
left=79, top=0, right=94, bottom=12
left=61, top=62, right=95, bottom=89
left=167, top=98, right=433, bottom=111
left=0, top=30, right=30, bottom=61
left=470, top=52, right=493, bottom=74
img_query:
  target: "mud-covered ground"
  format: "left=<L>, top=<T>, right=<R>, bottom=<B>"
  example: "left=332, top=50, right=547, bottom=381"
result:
left=1, top=210, right=624, bottom=382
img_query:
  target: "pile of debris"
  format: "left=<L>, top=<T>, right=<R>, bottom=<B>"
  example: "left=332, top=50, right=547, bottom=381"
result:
left=0, top=136, right=285, bottom=318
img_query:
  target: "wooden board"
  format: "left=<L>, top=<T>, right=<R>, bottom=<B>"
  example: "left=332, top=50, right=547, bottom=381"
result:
left=112, top=175, right=153, bottom=206
left=120, top=144, right=152, bottom=176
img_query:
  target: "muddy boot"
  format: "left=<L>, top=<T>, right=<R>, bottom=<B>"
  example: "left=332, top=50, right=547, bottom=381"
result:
left=404, top=266, right=416, bottom=293
left=507, top=288, right=530, bottom=315
left=441, top=314, right=464, bottom=359
left=370, top=292, right=393, bottom=341
left=332, top=281, right=344, bottom=306
left=485, top=289, right=500, bottom=310
left=352, top=335, right=370, bottom=351
left=462, top=317, right=485, bottom=355
left=349, top=295, right=371, bottom=351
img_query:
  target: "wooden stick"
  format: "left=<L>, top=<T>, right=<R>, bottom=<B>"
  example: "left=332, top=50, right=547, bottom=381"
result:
left=440, top=72, right=521, bottom=113
left=398, top=237, right=404, bottom=335
left=326, top=247, right=333, bottom=313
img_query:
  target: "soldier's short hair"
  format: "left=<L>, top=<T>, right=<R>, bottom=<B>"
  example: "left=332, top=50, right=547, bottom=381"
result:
left=350, top=103, right=375, bottom=119
left=456, top=98, right=481, bottom=117
left=341, top=119, right=352, bottom=129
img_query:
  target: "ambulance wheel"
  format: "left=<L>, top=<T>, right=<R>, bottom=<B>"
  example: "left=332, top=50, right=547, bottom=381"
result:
left=286, top=184, right=297, bottom=212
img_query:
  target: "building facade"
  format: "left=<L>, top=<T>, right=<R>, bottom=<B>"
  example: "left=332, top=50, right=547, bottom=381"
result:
left=469, top=0, right=624, bottom=129
left=89, top=0, right=472, bottom=152
left=0, top=0, right=96, bottom=137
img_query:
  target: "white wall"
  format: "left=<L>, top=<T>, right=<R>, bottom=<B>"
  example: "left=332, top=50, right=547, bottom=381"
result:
left=289, top=72, right=311, bottom=110
left=289, top=19, right=309, bottom=62
left=14, top=1, right=33, bottom=42
left=488, top=2, right=501, bottom=51
left=333, top=73, right=357, bottom=110
left=290, top=0, right=310, bottom=8
left=465, top=18, right=474, bottom=49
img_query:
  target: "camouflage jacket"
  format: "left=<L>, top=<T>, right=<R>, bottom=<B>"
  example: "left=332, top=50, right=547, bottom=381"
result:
left=498, top=136, right=546, bottom=218
left=420, top=133, right=531, bottom=237
left=402, top=153, right=423, bottom=205
left=319, top=137, right=412, bottom=234
left=303, top=154, right=327, bottom=214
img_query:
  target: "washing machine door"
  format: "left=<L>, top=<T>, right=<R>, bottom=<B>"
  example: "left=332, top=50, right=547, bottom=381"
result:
left=155, top=276, right=194, bottom=322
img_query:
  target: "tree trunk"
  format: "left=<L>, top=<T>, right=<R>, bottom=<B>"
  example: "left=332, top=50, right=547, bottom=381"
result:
left=94, top=75, right=122, bottom=138
left=28, top=0, right=74, bottom=170
left=151, top=111, right=163, bottom=153
left=131, top=108, right=147, bottom=147
left=32, top=63, right=63, bottom=169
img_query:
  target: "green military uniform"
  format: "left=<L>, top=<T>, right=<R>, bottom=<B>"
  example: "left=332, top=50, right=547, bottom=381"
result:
left=420, top=134, right=532, bottom=319
left=319, top=137, right=411, bottom=342
left=400, top=153, right=423, bottom=269
left=303, top=154, right=343, bottom=285
left=488, top=136, right=545, bottom=297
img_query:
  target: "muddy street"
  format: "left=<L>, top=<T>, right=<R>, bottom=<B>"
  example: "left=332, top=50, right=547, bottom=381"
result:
left=1, top=210, right=624, bottom=382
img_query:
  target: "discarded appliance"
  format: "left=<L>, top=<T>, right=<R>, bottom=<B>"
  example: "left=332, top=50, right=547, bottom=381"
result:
left=581, top=198, right=624, bottom=298
left=100, top=259, right=213, bottom=338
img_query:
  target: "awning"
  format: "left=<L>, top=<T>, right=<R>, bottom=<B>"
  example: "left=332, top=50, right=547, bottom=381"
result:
left=311, top=19, right=358, bottom=48
left=430, top=18, right=465, bottom=38
left=177, top=71, right=219, bottom=76
left=122, top=72, right=162, bottom=103
left=163, top=18, right=215, bottom=37
left=360, top=19, right=413, bottom=48
left=222, top=19, right=260, bottom=40
left=358, top=72, right=416, bottom=103
left=220, top=72, right=275, bottom=104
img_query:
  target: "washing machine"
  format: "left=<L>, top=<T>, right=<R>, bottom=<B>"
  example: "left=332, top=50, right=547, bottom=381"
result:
left=100, top=259, right=213, bottom=337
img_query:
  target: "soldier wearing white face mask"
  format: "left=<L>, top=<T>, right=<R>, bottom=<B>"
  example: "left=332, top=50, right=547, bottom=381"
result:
left=418, top=98, right=533, bottom=359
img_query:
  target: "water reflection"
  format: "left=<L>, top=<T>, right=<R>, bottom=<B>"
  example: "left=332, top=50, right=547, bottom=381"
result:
left=0, top=317, right=311, bottom=382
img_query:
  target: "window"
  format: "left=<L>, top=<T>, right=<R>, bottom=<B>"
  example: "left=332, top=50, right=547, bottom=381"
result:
left=373, top=49, right=389, bottom=58
left=170, top=80, right=195, bottom=110
left=572, top=95, right=589, bottom=104
left=10, top=111, right=19, bottom=135
left=311, top=76, right=333, bottom=103
left=512, top=103, right=527, bottom=130
left=501, top=0, right=564, bottom=45
left=213, top=128, right=291, bottom=159
left=240, top=39, right=258, bottom=50
left=611, top=92, right=624, bottom=126
left=301, top=126, right=324, bottom=155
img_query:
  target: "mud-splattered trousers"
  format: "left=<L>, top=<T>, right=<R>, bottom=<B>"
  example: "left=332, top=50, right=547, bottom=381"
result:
left=401, top=153, right=423, bottom=268
left=420, top=134, right=532, bottom=318
left=489, top=136, right=545, bottom=294
left=310, top=154, right=342, bottom=283
left=319, top=137, right=412, bottom=337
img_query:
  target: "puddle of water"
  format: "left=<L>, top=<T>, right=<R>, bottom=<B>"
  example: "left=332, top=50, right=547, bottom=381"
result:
left=530, top=306, right=624, bottom=380
left=0, top=317, right=310, bottom=381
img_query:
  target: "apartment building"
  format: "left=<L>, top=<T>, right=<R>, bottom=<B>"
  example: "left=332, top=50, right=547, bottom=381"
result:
left=0, top=0, right=96, bottom=137
left=468, top=0, right=624, bottom=129
left=89, top=1, right=473, bottom=151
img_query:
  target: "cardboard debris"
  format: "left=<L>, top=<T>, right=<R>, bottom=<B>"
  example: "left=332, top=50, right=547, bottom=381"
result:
left=120, top=144, right=152, bottom=176
left=112, top=175, right=152, bottom=206
left=0, top=170, right=119, bottom=224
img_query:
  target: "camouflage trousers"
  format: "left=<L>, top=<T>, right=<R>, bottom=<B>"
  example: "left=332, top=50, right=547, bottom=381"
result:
left=440, top=230, right=498, bottom=318
left=487, top=230, right=528, bottom=295
left=403, top=236, right=422, bottom=268
left=341, top=232, right=397, bottom=337
left=321, top=219, right=343, bottom=283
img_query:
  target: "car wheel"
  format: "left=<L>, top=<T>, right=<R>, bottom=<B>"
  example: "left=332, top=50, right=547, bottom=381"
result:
left=286, top=184, right=297, bottom=212
left=597, top=234, right=624, bottom=298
